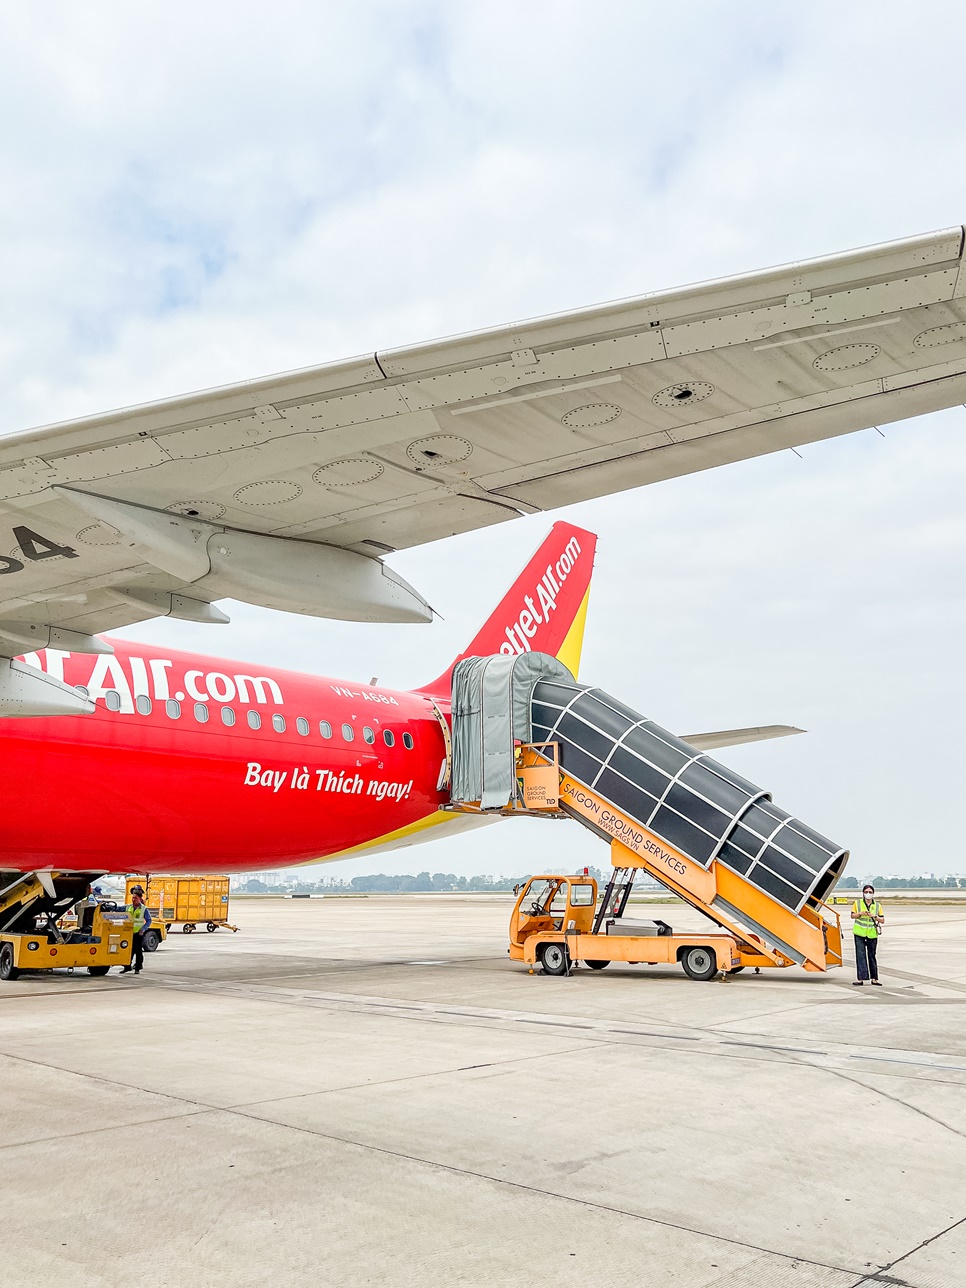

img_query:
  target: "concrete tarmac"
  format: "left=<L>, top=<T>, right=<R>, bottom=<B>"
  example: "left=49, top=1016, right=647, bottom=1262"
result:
left=3, top=895, right=965, bottom=1288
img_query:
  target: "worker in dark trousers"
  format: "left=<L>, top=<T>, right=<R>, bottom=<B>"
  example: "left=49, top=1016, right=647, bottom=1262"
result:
left=121, top=885, right=151, bottom=975
left=851, top=883, right=884, bottom=986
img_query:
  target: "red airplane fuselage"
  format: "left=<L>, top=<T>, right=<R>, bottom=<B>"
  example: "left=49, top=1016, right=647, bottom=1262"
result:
left=2, top=641, right=449, bottom=873
left=0, top=522, right=595, bottom=875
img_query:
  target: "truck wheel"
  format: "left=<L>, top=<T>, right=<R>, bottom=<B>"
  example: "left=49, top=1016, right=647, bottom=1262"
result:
left=540, top=943, right=570, bottom=976
left=184, top=924, right=195, bottom=934
left=88, top=965, right=110, bottom=976
left=727, top=965, right=745, bottom=975
left=0, top=943, right=20, bottom=981
left=142, top=930, right=160, bottom=953
left=681, top=946, right=718, bottom=981
left=206, top=922, right=217, bottom=933
left=585, top=960, right=610, bottom=970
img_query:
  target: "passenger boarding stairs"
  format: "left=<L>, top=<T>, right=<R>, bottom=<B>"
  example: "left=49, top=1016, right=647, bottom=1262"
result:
left=446, top=654, right=846, bottom=972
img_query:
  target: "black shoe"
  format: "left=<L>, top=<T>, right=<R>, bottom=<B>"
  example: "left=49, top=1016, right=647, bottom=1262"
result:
left=852, top=981, right=864, bottom=986
left=120, top=966, right=133, bottom=973
left=134, top=969, right=141, bottom=974
left=871, top=980, right=882, bottom=986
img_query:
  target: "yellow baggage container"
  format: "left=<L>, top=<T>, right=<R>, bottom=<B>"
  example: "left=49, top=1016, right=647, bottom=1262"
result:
left=127, top=876, right=238, bottom=935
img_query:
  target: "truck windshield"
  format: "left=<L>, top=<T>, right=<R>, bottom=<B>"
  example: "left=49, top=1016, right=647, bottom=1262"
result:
left=523, top=880, right=558, bottom=915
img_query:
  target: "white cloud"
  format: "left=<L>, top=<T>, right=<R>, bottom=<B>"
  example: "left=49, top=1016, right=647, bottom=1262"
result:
left=2, top=1, right=966, bottom=876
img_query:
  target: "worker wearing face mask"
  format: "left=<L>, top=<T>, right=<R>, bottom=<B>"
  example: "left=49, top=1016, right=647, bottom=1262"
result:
left=851, top=883, right=884, bottom=987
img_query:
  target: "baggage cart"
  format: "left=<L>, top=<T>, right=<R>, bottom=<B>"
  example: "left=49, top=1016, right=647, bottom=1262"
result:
left=127, top=875, right=239, bottom=940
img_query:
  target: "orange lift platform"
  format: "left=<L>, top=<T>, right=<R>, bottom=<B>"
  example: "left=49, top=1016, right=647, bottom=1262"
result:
left=445, top=655, right=846, bottom=982
left=509, top=743, right=843, bottom=978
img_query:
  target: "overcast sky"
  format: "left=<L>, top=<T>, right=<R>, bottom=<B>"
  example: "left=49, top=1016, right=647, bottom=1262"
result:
left=3, top=2, right=966, bottom=879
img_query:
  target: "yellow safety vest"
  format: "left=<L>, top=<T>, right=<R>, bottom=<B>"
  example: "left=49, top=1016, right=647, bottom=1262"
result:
left=128, top=902, right=146, bottom=933
left=852, top=899, right=882, bottom=938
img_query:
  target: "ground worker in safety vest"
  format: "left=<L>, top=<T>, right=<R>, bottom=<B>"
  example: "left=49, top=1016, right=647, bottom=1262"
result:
left=120, top=885, right=152, bottom=976
left=851, top=883, right=884, bottom=986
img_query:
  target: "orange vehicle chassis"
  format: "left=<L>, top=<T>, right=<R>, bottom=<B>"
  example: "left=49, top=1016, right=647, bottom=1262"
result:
left=519, top=927, right=742, bottom=976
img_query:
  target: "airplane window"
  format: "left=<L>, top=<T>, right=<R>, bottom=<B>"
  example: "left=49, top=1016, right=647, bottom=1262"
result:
left=272, top=714, right=286, bottom=733
left=221, top=707, right=236, bottom=727
left=165, top=699, right=181, bottom=719
left=105, top=690, right=122, bottom=712
left=319, top=720, right=332, bottom=739
left=383, top=729, right=395, bottom=747
left=248, top=710, right=261, bottom=730
left=363, top=726, right=375, bottom=744
left=74, top=685, right=89, bottom=698
left=402, top=732, right=414, bottom=749
left=342, top=723, right=354, bottom=742
left=296, top=717, right=309, bottom=736
left=135, top=694, right=152, bottom=715
left=194, top=702, right=209, bottom=723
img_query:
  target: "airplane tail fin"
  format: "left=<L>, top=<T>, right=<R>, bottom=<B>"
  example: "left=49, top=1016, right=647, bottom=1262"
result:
left=421, top=521, right=597, bottom=695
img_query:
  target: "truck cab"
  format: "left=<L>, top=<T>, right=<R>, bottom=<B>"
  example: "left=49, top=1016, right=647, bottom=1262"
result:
left=509, top=875, right=597, bottom=959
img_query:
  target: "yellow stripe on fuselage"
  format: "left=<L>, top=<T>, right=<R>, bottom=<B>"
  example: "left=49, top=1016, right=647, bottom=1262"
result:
left=293, top=808, right=474, bottom=867
left=331, top=809, right=453, bottom=857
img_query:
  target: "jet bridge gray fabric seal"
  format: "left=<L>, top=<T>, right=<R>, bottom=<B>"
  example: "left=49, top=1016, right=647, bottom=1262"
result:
left=450, top=652, right=573, bottom=810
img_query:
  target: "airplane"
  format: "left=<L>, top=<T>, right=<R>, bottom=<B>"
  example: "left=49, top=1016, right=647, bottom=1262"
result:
left=1, top=521, right=599, bottom=872
left=1, top=224, right=965, bottom=876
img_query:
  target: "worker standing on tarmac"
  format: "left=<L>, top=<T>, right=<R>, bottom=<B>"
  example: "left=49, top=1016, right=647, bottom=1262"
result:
left=851, top=883, right=884, bottom=986
left=120, top=885, right=151, bottom=975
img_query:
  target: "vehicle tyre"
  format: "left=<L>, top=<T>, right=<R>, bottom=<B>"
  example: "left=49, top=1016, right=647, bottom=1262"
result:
left=0, top=943, right=21, bottom=981
left=585, top=960, right=610, bottom=970
left=142, top=930, right=161, bottom=953
left=88, top=965, right=110, bottom=976
left=727, top=965, right=745, bottom=975
left=681, top=946, right=718, bottom=981
left=540, top=943, right=570, bottom=976
left=206, top=922, right=217, bottom=933
left=184, top=924, right=195, bottom=934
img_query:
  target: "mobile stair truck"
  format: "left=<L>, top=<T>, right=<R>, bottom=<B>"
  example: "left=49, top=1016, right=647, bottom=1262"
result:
left=444, top=654, right=846, bottom=981
left=0, top=872, right=134, bottom=980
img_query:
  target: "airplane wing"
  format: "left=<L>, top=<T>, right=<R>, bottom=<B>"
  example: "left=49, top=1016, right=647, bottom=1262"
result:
left=2, top=224, right=966, bottom=655
left=681, top=725, right=804, bottom=752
